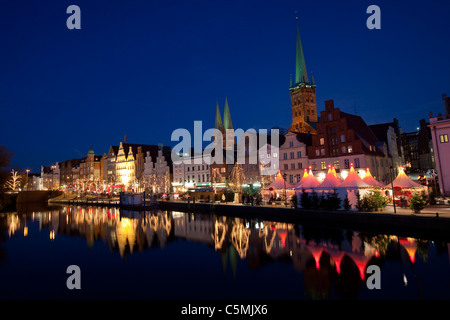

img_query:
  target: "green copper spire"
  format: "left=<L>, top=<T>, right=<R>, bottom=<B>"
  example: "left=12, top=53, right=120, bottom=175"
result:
left=223, top=97, right=233, bottom=130
left=289, top=73, right=293, bottom=87
left=310, top=71, right=315, bottom=86
left=214, top=101, right=224, bottom=132
left=295, top=25, right=309, bottom=85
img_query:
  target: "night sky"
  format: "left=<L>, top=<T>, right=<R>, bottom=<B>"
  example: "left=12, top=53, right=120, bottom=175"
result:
left=1, top=0, right=449, bottom=172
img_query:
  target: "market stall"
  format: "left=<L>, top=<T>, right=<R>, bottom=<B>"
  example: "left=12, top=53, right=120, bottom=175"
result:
left=385, top=167, right=428, bottom=207
left=336, top=164, right=372, bottom=209
left=263, top=170, right=295, bottom=203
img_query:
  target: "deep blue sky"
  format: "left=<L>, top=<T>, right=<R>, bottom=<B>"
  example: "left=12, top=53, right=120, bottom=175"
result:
left=1, top=0, right=449, bottom=172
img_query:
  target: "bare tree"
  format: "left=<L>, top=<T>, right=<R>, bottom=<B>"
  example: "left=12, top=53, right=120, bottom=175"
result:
left=4, top=169, right=21, bottom=191
left=229, top=163, right=245, bottom=193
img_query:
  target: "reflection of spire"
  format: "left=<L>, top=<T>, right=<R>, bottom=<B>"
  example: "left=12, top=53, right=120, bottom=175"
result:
left=221, top=247, right=228, bottom=274
left=229, top=245, right=238, bottom=278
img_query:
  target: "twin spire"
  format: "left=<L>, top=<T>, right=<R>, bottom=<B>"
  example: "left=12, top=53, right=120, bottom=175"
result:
left=215, top=97, right=233, bottom=133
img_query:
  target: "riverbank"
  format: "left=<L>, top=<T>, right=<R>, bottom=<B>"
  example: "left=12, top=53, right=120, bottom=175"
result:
left=46, top=197, right=450, bottom=240
left=158, top=201, right=450, bottom=240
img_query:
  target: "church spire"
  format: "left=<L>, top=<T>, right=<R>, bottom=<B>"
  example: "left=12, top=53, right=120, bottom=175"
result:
left=223, top=97, right=233, bottom=130
left=295, top=24, right=309, bottom=85
left=214, top=100, right=224, bottom=132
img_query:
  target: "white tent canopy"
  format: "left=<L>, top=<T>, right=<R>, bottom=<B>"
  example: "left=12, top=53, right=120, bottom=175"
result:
left=387, top=168, right=423, bottom=189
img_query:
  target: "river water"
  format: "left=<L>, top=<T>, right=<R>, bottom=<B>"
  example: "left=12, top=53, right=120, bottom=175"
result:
left=0, top=205, right=449, bottom=300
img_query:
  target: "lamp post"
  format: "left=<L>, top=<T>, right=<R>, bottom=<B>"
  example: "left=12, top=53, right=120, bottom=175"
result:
left=25, top=169, right=30, bottom=190
left=283, top=173, right=287, bottom=207
left=432, top=169, right=438, bottom=196
left=390, top=166, right=396, bottom=213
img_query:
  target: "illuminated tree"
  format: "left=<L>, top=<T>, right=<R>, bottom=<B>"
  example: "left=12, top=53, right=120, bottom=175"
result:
left=4, top=169, right=21, bottom=191
left=229, top=163, right=245, bottom=192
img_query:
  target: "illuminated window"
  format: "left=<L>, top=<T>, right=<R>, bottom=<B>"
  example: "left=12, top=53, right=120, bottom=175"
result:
left=334, top=160, right=340, bottom=170
left=273, top=153, right=278, bottom=157
left=320, top=138, right=325, bottom=145
left=321, top=161, right=326, bottom=170
left=440, top=134, right=449, bottom=143
left=220, top=168, right=226, bottom=173
left=348, top=145, right=353, bottom=153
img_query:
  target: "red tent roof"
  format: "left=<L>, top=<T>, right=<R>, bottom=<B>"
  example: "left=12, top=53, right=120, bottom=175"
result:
left=340, top=165, right=371, bottom=188
left=388, top=168, right=422, bottom=189
left=362, top=168, right=385, bottom=188
left=294, top=168, right=320, bottom=189
left=317, top=166, right=342, bottom=189
left=267, top=171, right=294, bottom=189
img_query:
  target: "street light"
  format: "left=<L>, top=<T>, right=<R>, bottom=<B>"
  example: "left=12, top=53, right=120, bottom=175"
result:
left=390, top=166, right=396, bottom=213
left=26, top=169, right=30, bottom=190
left=283, top=173, right=287, bottom=207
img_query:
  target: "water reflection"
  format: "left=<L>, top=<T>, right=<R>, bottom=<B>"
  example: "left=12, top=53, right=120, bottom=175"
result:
left=0, top=205, right=449, bottom=299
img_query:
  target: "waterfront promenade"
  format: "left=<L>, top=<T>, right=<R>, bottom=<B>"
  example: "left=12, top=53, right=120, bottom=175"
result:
left=46, top=195, right=450, bottom=241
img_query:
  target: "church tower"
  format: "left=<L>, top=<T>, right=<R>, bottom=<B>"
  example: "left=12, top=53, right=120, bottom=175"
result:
left=214, top=97, right=235, bottom=151
left=288, top=25, right=317, bottom=134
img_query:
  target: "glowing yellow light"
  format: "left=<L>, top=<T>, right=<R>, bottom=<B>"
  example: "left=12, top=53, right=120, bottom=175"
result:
left=24, top=226, right=28, bottom=237
left=317, top=172, right=326, bottom=182
left=341, top=170, right=349, bottom=180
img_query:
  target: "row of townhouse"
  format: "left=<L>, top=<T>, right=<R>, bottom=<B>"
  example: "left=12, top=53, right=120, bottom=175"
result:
left=37, top=97, right=408, bottom=194
left=38, top=140, right=173, bottom=194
